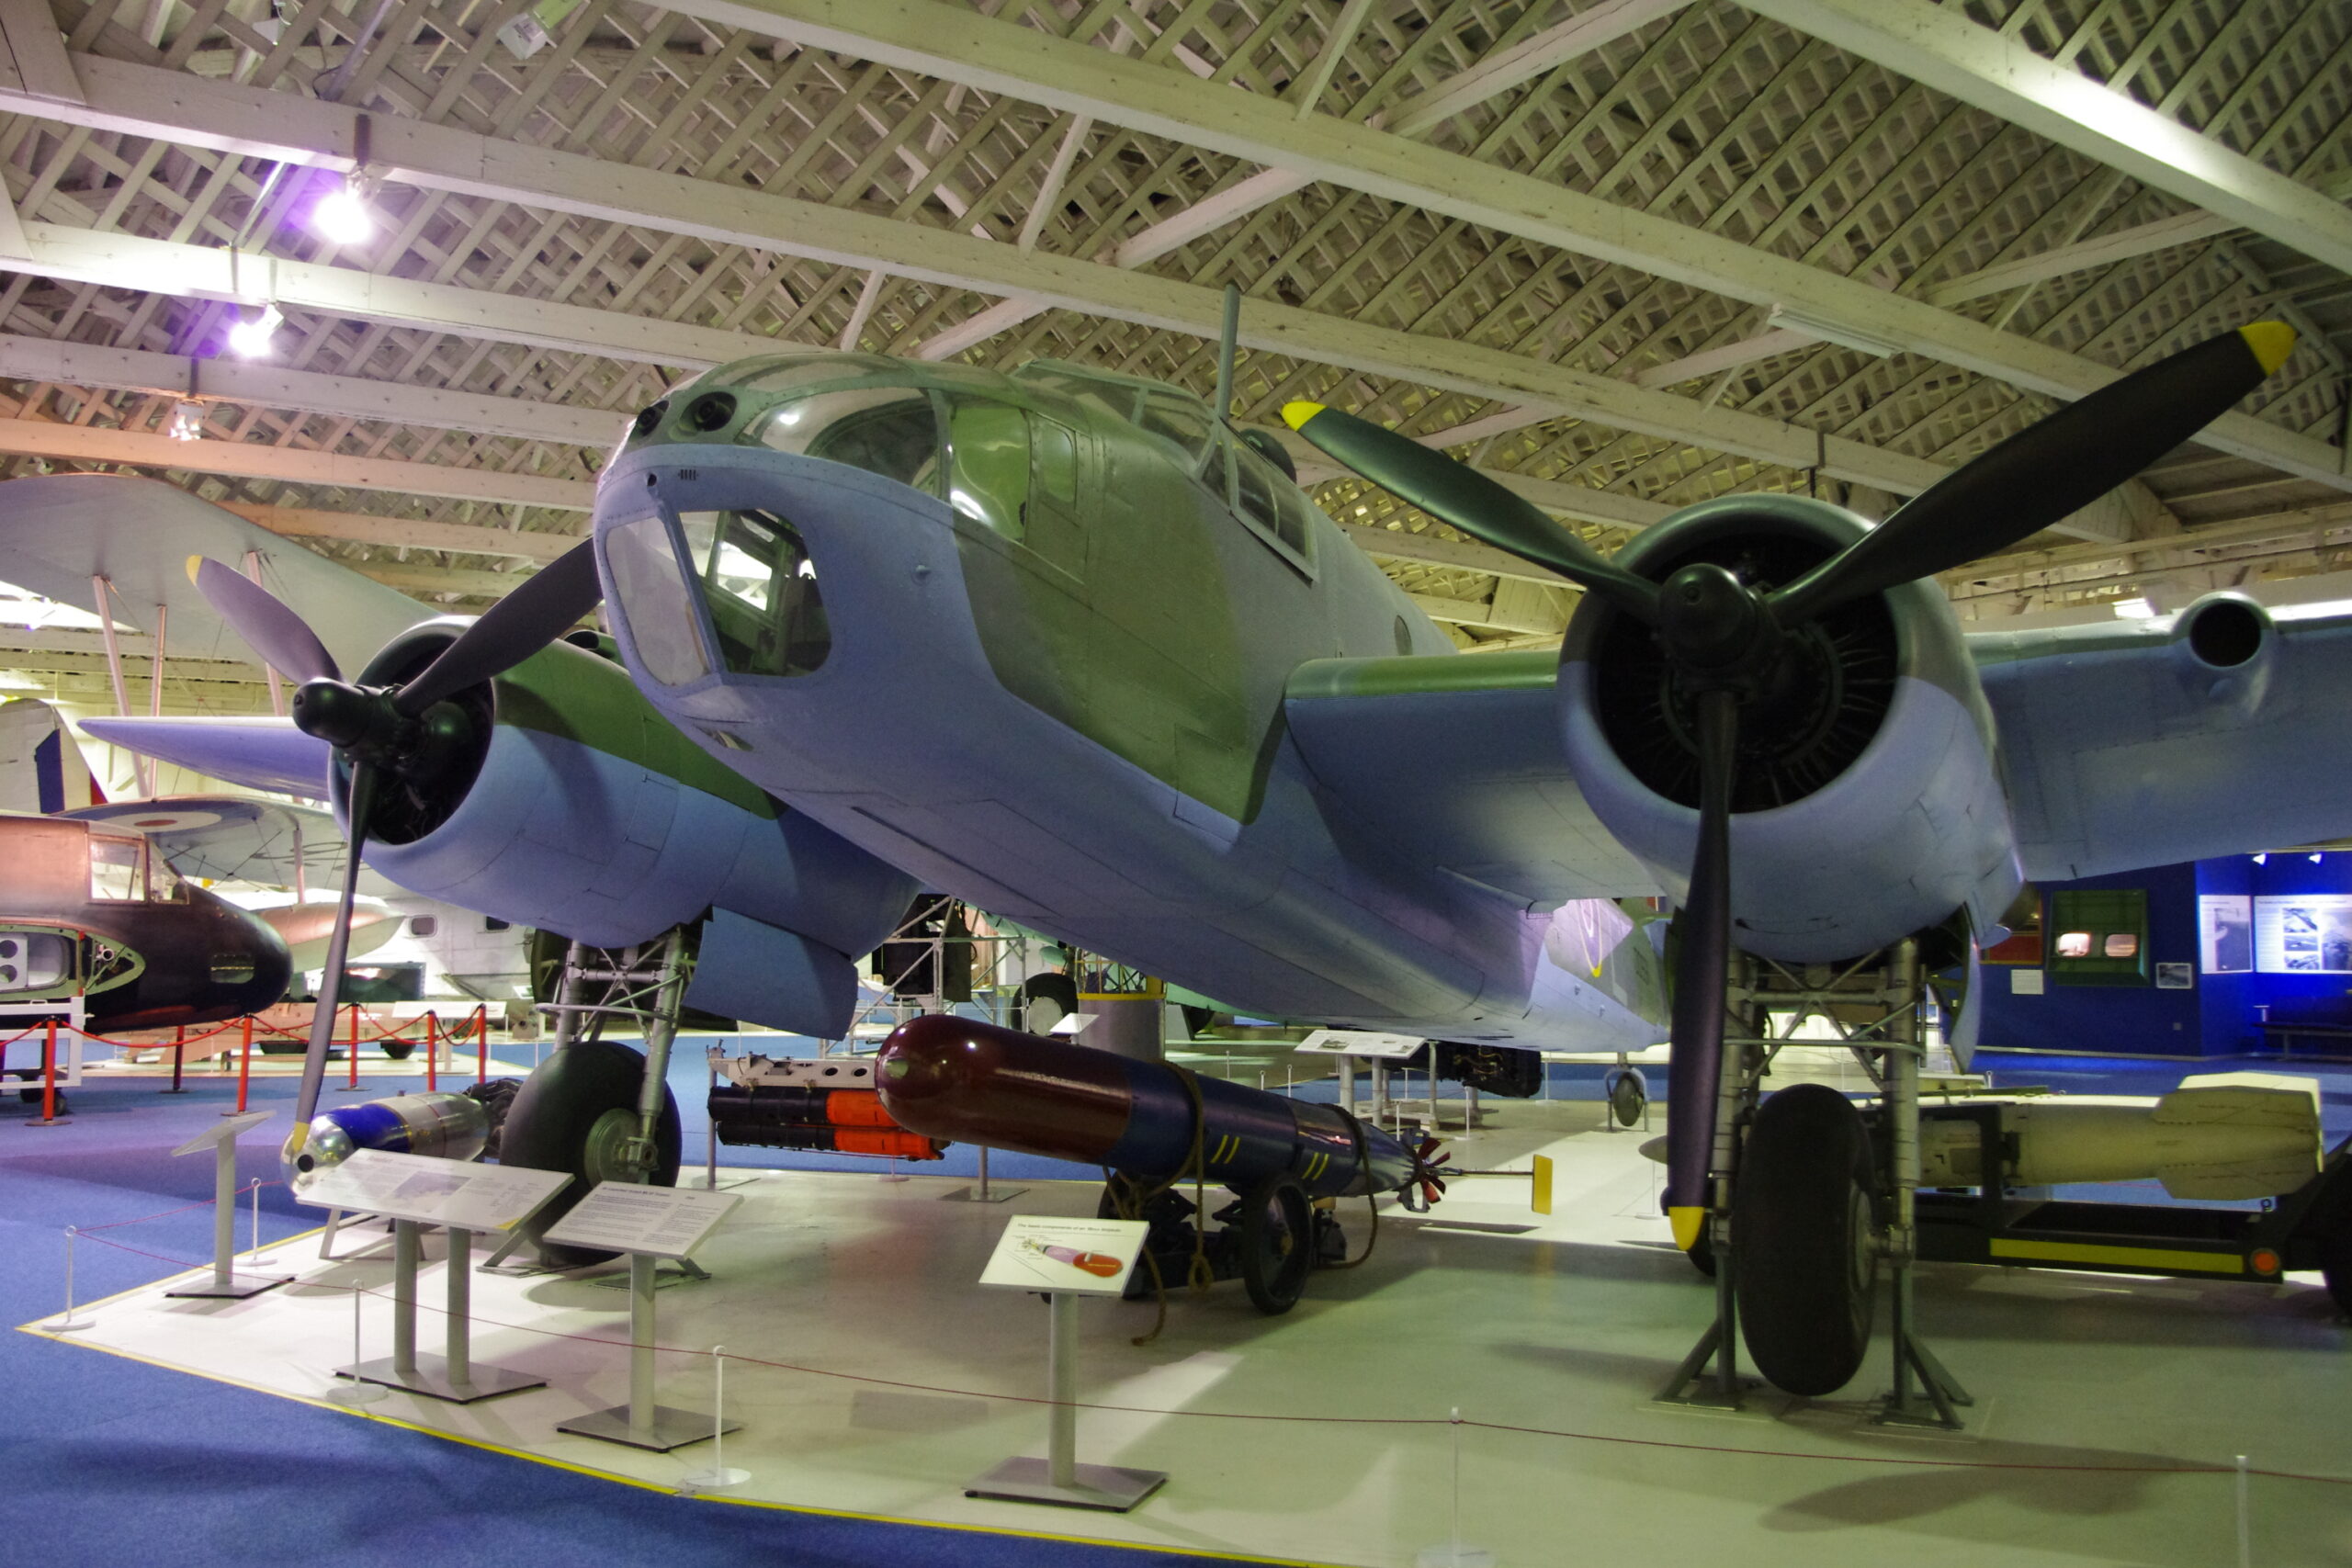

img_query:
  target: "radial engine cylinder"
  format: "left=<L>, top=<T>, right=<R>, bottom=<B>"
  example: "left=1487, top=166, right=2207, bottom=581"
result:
left=876, top=1014, right=1419, bottom=1200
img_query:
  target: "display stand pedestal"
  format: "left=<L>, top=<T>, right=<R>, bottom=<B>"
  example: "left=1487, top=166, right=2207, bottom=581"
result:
left=339, top=1223, right=545, bottom=1403
left=941, top=1146, right=1023, bottom=1204
left=164, top=1111, right=290, bottom=1301
left=967, top=1292, right=1165, bottom=1512
left=559, top=1252, right=738, bottom=1451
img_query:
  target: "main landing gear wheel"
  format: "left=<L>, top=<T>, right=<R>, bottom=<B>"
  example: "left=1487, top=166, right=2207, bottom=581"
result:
left=1019, top=973, right=1080, bottom=1036
left=2319, top=1225, right=2352, bottom=1318
left=500, top=1040, right=681, bottom=1269
left=1608, top=1069, right=1647, bottom=1128
left=1237, top=1175, right=1314, bottom=1316
left=1734, top=1083, right=1880, bottom=1397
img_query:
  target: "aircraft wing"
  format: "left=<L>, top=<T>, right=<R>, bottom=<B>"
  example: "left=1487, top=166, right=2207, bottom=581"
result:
left=1283, top=650, right=1661, bottom=905
left=1973, top=599, right=2352, bottom=881
left=76, top=715, right=331, bottom=800
left=0, top=473, right=430, bottom=673
left=61, top=795, right=347, bottom=887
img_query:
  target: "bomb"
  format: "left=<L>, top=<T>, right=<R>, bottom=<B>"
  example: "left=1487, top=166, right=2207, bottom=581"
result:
left=876, top=1014, right=1436, bottom=1203
left=288, top=1090, right=490, bottom=1184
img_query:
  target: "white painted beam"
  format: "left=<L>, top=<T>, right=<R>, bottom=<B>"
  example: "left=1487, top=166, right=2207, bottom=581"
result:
left=1740, top=0, right=2352, bottom=277
left=218, top=502, right=579, bottom=561
left=0, top=416, right=595, bottom=508
left=0, top=334, right=621, bottom=446
left=1925, top=210, right=2237, bottom=307
left=619, top=0, right=2344, bottom=489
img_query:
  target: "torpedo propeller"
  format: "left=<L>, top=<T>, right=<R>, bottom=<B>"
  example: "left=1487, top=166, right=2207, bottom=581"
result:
left=187, top=543, right=605, bottom=1134
left=1284, top=321, right=2299, bottom=1253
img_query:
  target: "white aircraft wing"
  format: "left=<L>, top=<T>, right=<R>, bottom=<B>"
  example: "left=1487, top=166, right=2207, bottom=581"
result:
left=0, top=473, right=429, bottom=674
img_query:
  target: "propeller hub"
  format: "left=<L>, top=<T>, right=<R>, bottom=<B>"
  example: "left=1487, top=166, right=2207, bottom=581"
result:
left=290, top=679, right=393, bottom=750
left=1657, top=562, right=1778, bottom=682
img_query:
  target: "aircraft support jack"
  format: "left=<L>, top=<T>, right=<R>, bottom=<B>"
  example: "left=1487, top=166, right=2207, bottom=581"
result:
left=1871, top=939, right=1973, bottom=1431
left=1657, top=958, right=1764, bottom=1411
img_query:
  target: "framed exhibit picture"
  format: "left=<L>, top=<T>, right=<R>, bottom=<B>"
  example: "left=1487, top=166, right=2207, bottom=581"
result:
left=2254, top=893, right=2352, bottom=973
left=2199, top=895, right=2253, bottom=974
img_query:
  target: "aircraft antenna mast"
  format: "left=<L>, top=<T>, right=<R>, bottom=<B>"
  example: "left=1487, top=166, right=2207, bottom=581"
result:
left=1214, top=282, right=1240, bottom=423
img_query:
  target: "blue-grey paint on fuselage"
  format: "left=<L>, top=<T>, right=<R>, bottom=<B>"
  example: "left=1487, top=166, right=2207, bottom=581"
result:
left=594, top=444, right=1657, bottom=1052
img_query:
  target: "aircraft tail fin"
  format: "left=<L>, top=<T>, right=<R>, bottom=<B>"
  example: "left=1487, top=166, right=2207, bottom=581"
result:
left=0, top=698, right=99, bottom=814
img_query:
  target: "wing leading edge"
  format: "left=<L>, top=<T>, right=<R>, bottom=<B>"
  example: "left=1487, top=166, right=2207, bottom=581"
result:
left=1283, top=649, right=1659, bottom=907
left=1974, top=594, right=2352, bottom=881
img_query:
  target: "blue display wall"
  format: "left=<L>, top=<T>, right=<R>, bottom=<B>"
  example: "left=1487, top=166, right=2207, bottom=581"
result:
left=1980, top=852, right=2352, bottom=1058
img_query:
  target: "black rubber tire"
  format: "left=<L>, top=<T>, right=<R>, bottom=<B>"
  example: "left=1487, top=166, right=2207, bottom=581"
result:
left=380, top=1041, right=414, bottom=1062
left=1237, top=1175, right=1314, bottom=1315
left=2319, top=1227, right=2352, bottom=1318
left=1019, top=973, right=1080, bottom=1036
left=1684, top=1219, right=1717, bottom=1279
left=1734, top=1083, right=1880, bottom=1397
left=1609, top=1071, right=1647, bottom=1128
left=499, top=1041, right=681, bottom=1268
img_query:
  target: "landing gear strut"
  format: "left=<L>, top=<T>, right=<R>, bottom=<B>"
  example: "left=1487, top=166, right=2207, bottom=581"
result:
left=1657, top=937, right=1972, bottom=1425
left=491, top=930, right=689, bottom=1269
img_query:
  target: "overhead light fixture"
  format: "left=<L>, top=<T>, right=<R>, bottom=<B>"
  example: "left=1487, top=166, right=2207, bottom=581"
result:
left=2312, top=852, right=2324, bottom=863
left=311, top=178, right=376, bottom=247
left=2254, top=852, right=2268, bottom=865
left=166, top=401, right=204, bottom=441
left=226, top=303, right=283, bottom=358
left=1766, top=303, right=1904, bottom=359
left=2110, top=596, right=2157, bottom=619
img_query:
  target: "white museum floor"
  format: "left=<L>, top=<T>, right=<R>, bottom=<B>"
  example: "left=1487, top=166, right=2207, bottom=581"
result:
left=23, top=1091, right=2351, bottom=1568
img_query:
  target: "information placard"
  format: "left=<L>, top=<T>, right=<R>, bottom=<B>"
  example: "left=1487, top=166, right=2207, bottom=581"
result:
left=541, top=1181, right=742, bottom=1258
left=2255, top=893, right=2352, bottom=973
left=1295, top=1029, right=1424, bottom=1059
left=294, top=1149, right=571, bottom=1232
left=978, top=1215, right=1148, bottom=1297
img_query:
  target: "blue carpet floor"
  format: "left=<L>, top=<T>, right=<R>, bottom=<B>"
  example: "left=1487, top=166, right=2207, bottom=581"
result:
left=0, top=1055, right=1283, bottom=1568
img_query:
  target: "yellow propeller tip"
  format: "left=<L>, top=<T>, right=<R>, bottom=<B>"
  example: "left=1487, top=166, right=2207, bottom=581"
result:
left=183, top=555, right=205, bottom=586
left=1668, top=1205, right=1707, bottom=1252
left=1280, top=400, right=1326, bottom=431
left=2240, top=321, right=2296, bottom=376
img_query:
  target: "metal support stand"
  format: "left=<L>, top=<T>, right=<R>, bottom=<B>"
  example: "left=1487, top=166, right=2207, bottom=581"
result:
left=559, top=1251, right=733, bottom=1450
left=165, top=1111, right=289, bottom=1300
left=943, top=1145, right=1023, bottom=1203
left=1657, top=958, right=1768, bottom=1409
left=967, top=1292, right=1165, bottom=1511
left=340, top=1223, right=544, bottom=1403
left=1873, top=939, right=1973, bottom=1430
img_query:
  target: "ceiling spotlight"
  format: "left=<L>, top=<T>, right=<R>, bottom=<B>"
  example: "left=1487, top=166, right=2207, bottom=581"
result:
left=226, top=303, right=283, bottom=358
left=2312, top=852, right=2324, bottom=863
left=166, top=401, right=204, bottom=442
left=2254, top=852, right=2268, bottom=865
left=311, top=180, right=376, bottom=247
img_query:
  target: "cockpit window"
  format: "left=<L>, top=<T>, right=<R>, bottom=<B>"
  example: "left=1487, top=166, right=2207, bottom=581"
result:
left=733, top=355, right=895, bottom=395
left=1136, top=395, right=1213, bottom=460
left=606, top=514, right=715, bottom=688
left=944, top=398, right=1032, bottom=538
left=89, top=835, right=141, bottom=901
left=1009, top=365, right=1140, bottom=424
left=146, top=854, right=187, bottom=903
left=677, top=510, right=831, bottom=678
left=757, top=388, right=943, bottom=493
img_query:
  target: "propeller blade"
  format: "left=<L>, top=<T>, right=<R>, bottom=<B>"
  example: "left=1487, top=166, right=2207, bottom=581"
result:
left=1282, top=401, right=1661, bottom=623
left=1663, top=688, right=1738, bottom=1253
left=187, top=557, right=338, bottom=685
left=1773, top=322, right=2296, bottom=623
left=288, top=760, right=376, bottom=1138
left=392, top=539, right=603, bottom=717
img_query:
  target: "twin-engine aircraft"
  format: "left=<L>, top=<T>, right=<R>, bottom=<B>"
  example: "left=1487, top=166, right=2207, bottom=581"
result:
left=97, top=321, right=2352, bottom=1393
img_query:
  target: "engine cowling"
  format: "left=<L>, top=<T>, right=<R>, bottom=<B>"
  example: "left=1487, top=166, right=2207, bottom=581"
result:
left=341, top=622, right=916, bottom=967
left=1559, top=495, right=2021, bottom=963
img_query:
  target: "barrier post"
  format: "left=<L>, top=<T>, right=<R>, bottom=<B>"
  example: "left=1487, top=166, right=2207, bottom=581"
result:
left=476, top=1009, right=488, bottom=1086
left=28, top=1019, right=64, bottom=1126
left=164, top=1023, right=188, bottom=1094
left=228, top=1017, right=254, bottom=1116
left=345, top=1003, right=361, bottom=1089
left=424, top=1014, right=438, bottom=1091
